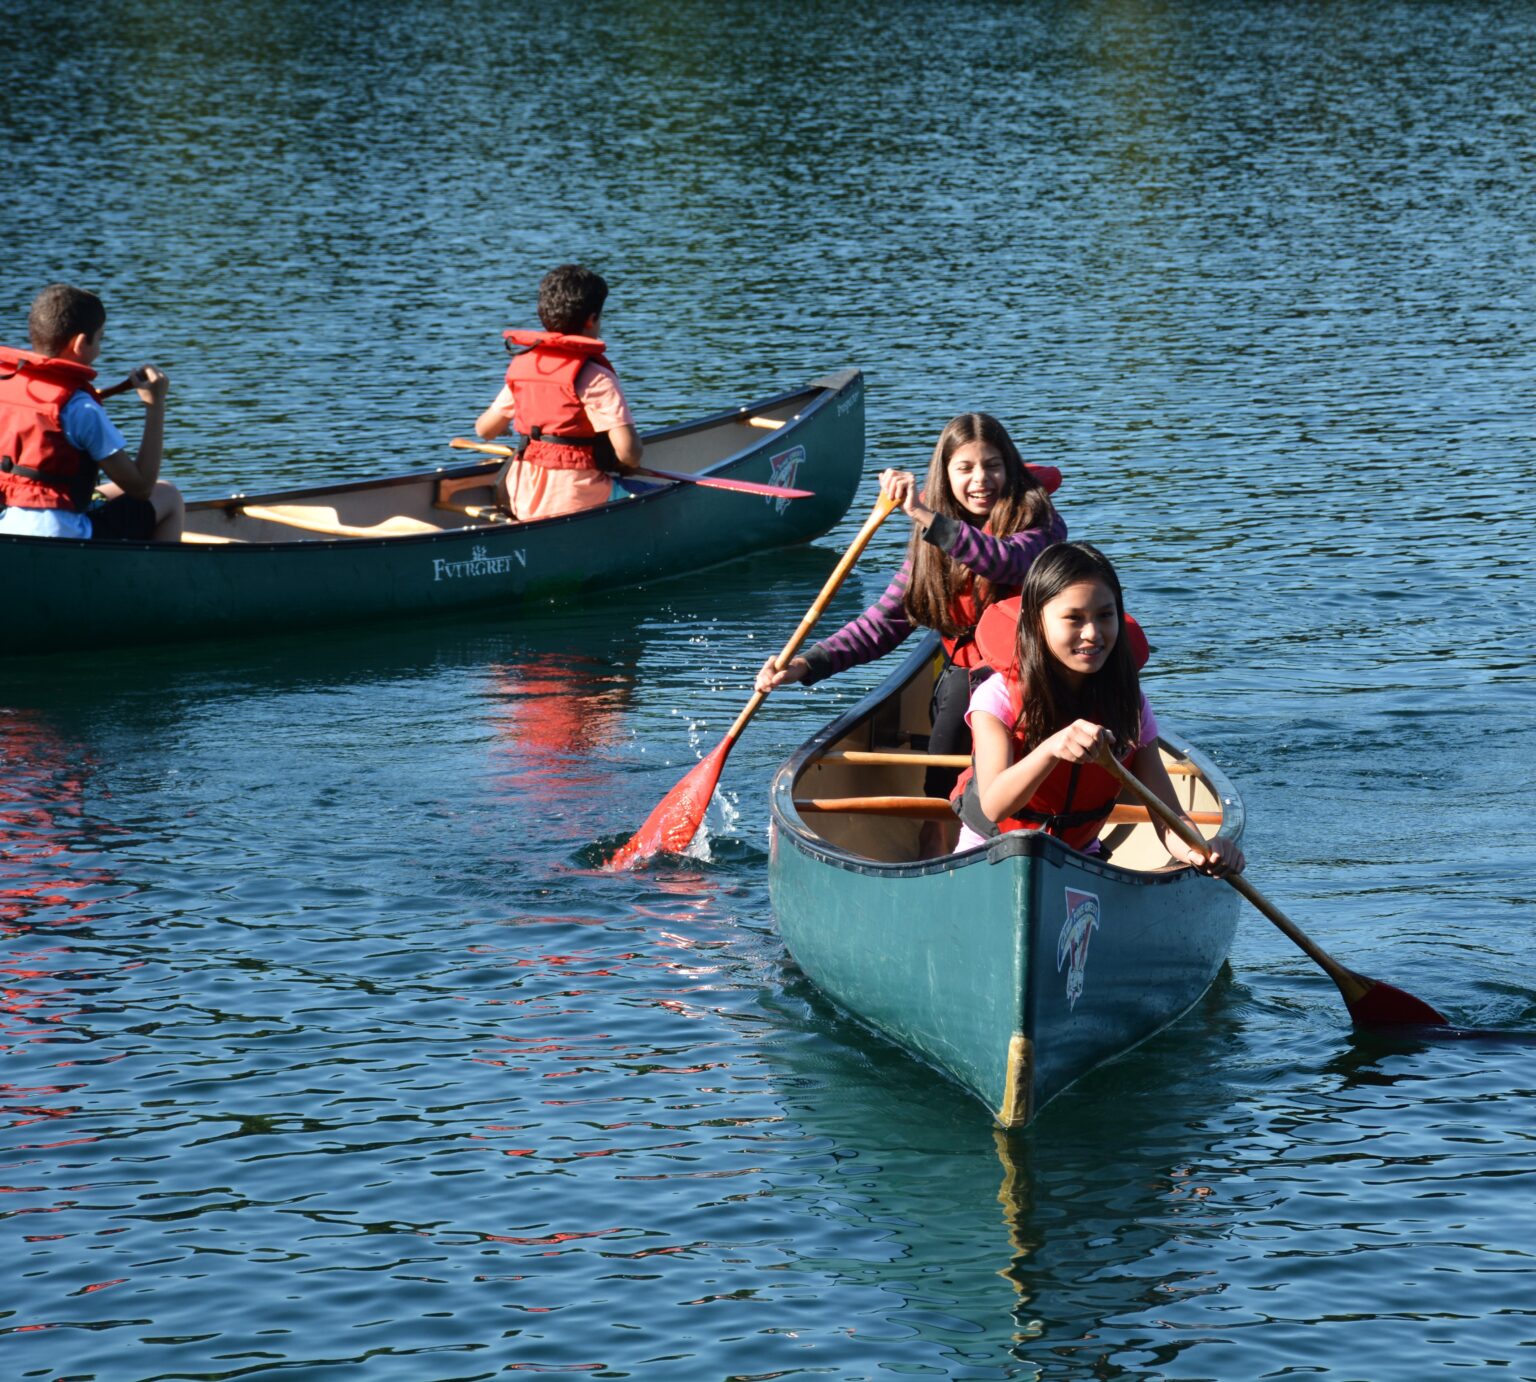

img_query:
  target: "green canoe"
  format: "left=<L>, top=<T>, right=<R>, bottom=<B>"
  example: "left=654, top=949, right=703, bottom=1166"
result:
left=769, top=636, right=1245, bottom=1129
left=4, top=368, right=864, bottom=655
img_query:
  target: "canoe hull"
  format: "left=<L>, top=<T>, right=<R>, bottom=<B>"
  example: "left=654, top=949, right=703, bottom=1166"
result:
left=769, top=639, right=1244, bottom=1127
left=3, top=369, right=864, bottom=654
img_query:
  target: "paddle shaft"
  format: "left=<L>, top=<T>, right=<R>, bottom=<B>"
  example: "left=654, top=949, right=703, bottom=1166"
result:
left=726, top=493, right=899, bottom=742
left=605, top=490, right=898, bottom=869
left=1096, top=749, right=1371, bottom=1002
left=448, top=437, right=812, bottom=500
left=99, top=375, right=139, bottom=400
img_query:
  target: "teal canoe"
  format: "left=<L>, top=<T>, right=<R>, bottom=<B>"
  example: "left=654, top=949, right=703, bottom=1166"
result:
left=3, top=368, right=864, bottom=655
left=768, top=636, right=1245, bottom=1128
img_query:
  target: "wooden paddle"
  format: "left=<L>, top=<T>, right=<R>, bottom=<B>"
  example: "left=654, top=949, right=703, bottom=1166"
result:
left=1096, top=746, right=1449, bottom=1027
left=607, top=491, right=900, bottom=869
left=448, top=437, right=814, bottom=500
left=98, top=375, right=140, bottom=400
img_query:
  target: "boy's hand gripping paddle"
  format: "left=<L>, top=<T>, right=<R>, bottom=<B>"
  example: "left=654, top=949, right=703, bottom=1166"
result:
left=607, top=492, right=900, bottom=870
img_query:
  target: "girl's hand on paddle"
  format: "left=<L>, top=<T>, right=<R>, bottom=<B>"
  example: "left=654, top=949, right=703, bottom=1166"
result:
left=1044, top=719, right=1110, bottom=765
left=1166, top=833, right=1246, bottom=878
left=879, top=468, right=935, bottom=527
left=756, top=655, right=809, bottom=694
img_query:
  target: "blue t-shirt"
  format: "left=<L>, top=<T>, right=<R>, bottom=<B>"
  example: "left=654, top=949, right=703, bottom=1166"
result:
left=0, top=390, right=129, bottom=538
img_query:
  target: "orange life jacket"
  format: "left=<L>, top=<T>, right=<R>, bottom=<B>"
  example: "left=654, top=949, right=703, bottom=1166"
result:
left=949, top=595, right=1152, bottom=850
left=502, top=330, right=616, bottom=471
left=942, top=583, right=1006, bottom=669
left=0, top=348, right=101, bottom=512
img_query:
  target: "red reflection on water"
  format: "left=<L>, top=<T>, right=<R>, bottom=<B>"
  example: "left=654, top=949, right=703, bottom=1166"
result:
left=483, top=1228, right=621, bottom=1246
left=0, top=712, right=118, bottom=1161
left=484, top=654, right=632, bottom=823
left=0, top=710, right=118, bottom=933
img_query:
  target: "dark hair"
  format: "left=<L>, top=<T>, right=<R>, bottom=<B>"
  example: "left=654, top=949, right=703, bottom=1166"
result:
left=29, top=284, right=106, bottom=357
left=537, top=265, right=609, bottom=335
left=902, top=412, right=1056, bottom=637
left=1012, top=542, right=1142, bottom=754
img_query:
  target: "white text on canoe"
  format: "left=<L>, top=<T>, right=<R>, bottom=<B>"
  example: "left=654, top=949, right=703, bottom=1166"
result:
left=432, top=545, right=528, bottom=582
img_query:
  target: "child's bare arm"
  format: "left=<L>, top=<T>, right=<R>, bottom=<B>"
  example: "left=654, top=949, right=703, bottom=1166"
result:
left=605, top=423, right=643, bottom=473
left=97, top=366, right=167, bottom=498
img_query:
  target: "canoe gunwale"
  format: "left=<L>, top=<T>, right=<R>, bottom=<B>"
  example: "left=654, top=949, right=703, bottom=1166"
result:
left=769, top=633, right=1246, bottom=886
left=3, top=369, right=860, bottom=556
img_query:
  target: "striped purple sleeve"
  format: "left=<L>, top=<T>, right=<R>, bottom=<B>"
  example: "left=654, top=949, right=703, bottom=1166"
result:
left=925, top=509, right=1069, bottom=583
left=800, top=561, right=917, bottom=683
left=800, top=513, right=1069, bottom=684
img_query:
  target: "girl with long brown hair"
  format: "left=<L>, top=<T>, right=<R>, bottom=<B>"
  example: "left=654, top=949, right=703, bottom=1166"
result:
left=756, top=412, right=1066, bottom=813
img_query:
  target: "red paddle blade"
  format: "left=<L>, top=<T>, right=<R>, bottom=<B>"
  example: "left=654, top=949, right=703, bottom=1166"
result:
left=636, top=467, right=814, bottom=500
left=606, top=739, right=732, bottom=871
left=1346, top=978, right=1450, bottom=1028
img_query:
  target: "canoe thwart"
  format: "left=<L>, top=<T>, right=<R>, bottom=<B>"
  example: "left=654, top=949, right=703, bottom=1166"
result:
left=739, top=414, right=785, bottom=429
left=814, top=750, right=1201, bottom=776
left=793, top=794, right=1222, bottom=825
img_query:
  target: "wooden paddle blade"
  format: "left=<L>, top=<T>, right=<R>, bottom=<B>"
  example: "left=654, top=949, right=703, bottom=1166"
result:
left=1345, top=976, right=1450, bottom=1028
left=607, top=739, right=732, bottom=870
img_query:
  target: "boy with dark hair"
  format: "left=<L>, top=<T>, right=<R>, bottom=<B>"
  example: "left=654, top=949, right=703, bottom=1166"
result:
left=474, top=264, right=643, bottom=522
left=0, top=284, right=184, bottom=541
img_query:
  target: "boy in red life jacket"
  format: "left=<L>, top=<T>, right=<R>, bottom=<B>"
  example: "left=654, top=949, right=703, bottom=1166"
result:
left=473, top=264, right=643, bottom=522
left=952, top=541, right=1245, bottom=877
left=0, top=283, right=184, bottom=542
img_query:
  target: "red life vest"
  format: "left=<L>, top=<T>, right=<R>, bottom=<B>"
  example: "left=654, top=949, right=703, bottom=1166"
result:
left=943, top=583, right=1004, bottom=669
left=502, top=330, right=616, bottom=471
left=949, top=595, right=1152, bottom=851
left=0, top=348, right=101, bottom=512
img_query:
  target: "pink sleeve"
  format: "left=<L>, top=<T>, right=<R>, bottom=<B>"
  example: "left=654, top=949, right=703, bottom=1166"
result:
left=485, top=383, right=516, bottom=426
left=575, top=362, right=634, bottom=431
left=1138, top=693, right=1159, bottom=747
left=964, top=672, right=1015, bottom=731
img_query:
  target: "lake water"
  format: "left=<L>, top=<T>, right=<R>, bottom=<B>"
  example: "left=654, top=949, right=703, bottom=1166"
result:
left=4, top=2, right=1535, bottom=1378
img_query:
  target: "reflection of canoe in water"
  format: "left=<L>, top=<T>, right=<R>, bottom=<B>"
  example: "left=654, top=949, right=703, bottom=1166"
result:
left=4, top=369, right=863, bottom=654
left=768, top=635, right=1246, bottom=1129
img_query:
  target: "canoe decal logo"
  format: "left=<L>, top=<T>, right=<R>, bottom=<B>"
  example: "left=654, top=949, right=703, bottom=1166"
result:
left=767, top=446, right=806, bottom=514
left=1057, top=888, right=1100, bottom=1009
left=432, top=544, right=527, bottom=582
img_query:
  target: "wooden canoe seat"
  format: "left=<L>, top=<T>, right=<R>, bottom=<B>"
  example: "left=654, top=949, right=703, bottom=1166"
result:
left=180, top=531, right=246, bottom=544
left=432, top=472, right=513, bottom=522
left=239, top=504, right=443, bottom=538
